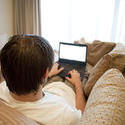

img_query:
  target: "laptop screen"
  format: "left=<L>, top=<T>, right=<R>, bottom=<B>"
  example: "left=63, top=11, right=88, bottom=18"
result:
left=59, top=43, right=87, bottom=62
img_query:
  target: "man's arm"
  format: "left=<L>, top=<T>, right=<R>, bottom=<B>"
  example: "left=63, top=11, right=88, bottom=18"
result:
left=66, top=70, right=86, bottom=113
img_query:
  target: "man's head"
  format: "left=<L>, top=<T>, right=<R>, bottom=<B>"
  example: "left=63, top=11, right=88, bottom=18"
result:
left=0, top=34, right=54, bottom=95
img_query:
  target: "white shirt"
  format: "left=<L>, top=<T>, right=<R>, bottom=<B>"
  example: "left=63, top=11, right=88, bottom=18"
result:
left=0, top=81, right=82, bottom=125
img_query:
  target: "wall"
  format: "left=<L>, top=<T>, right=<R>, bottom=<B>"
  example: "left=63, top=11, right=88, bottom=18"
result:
left=0, top=0, right=14, bottom=36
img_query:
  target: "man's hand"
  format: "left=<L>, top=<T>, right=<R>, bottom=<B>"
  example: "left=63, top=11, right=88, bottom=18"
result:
left=65, top=69, right=82, bottom=88
left=48, top=63, right=64, bottom=78
left=66, top=69, right=86, bottom=113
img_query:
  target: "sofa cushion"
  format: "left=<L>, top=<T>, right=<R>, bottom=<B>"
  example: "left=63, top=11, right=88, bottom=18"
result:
left=109, top=43, right=125, bottom=72
left=86, top=63, right=93, bottom=74
left=87, top=40, right=116, bottom=66
left=80, top=69, right=125, bottom=125
left=84, top=43, right=125, bottom=96
left=84, top=54, right=113, bottom=96
left=0, top=99, right=40, bottom=125
left=75, top=40, right=116, bottom=66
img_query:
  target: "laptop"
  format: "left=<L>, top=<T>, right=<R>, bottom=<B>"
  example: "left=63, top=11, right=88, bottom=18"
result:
left=58, top=42, right=88, bottom=80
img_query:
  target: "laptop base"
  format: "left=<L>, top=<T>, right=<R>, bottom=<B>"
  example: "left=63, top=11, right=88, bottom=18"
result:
left=58, top=62, right=85, bottom=81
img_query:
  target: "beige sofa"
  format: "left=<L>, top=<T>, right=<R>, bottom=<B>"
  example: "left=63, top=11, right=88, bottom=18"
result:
left=0, top=40, right=125, bottom=125
left=76, top=40, right=125, bottom=125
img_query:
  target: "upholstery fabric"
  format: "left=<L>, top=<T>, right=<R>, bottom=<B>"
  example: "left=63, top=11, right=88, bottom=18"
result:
left=0, top=100, right=40, bottom=125
left=86, top=63, right=93, bottom=74
left=84, top=54, right=113, bottom=96
left=87, top=40, right=116, bottom=66
left=80, top=69, right=125, bottom=125
left=75, top=40, right=116, bottom=66
left=84, top=43, right=125, bottom=96
left=109, top=43, right=125, bottom=72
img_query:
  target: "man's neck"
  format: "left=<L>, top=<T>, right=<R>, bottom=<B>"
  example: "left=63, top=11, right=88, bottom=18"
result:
left=10, top=86, right=44, bottom=102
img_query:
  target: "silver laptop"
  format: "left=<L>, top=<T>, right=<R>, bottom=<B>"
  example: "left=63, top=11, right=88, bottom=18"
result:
left=58, top=42, right=88, bottom=80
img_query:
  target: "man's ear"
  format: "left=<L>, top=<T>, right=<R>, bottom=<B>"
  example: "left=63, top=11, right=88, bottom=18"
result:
left=43, top=68, right=49, bottom=79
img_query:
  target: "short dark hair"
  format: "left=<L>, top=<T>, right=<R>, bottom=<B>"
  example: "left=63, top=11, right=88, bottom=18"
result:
left=0, top=34, right=54, bottom=95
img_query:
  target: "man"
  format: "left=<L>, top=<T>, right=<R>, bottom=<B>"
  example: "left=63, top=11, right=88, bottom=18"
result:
left=0, top=34, right=86, bottom=125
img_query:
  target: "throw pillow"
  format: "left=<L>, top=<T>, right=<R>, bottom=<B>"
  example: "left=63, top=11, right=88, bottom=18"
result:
left=87, top=40, right=116, bottom=66
left=84, top=54, right=113, bottom=96
left=80, top=68, right=125, bottom=125
left=109, top=43, right=125, bottom=72
left=84, top=43, right=125, bottom=97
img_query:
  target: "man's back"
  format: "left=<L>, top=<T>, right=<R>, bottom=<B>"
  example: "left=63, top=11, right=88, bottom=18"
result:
left=0, top=35, right=85, bottom=125
left=0, top=81, right=81, bottom=125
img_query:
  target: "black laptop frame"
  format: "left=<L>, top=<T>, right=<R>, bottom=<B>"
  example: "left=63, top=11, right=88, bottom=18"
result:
left=59, top=42, right=88, bottom=66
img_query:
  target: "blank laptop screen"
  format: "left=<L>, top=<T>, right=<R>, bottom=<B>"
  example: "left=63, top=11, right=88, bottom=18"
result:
left=60, top=43, right=87, bottom=62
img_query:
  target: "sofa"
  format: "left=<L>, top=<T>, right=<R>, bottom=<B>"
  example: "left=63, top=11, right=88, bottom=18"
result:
left=0, top=39, right=125, bottom=125
left=75, top=39, right=125, bottom=125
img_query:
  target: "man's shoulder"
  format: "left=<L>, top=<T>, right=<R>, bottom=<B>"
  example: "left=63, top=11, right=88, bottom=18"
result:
left=0, top=81, right=10, bottom=102
left=0, top=81, right=6, bottom=86
left=0, top=81, right=8, bottom=92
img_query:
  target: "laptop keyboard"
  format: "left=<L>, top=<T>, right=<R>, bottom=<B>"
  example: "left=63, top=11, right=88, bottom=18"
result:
left=58, top=62, right=85, bottom=80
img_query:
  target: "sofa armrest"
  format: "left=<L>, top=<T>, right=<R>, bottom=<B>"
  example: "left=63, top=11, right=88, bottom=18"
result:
left=0, top=99, right=40, bottom=125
